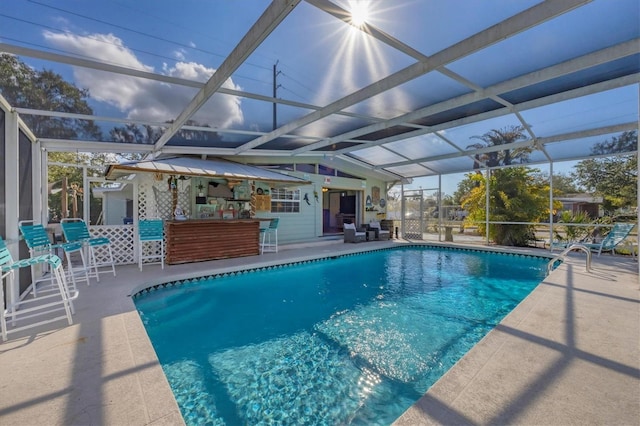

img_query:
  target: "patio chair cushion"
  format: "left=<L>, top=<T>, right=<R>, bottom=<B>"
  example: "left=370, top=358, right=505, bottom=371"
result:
left=368, top=221, right=390, bottom=240
left=343, top=223, right=366, bottom=243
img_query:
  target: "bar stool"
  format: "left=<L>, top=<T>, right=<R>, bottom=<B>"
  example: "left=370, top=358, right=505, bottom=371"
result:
left=138, top=219, right=165, bottom=270
left=61, top=218, right=116, bottom=281
left=260, top=218, right=279, bottom=254
left=19, top=221, right=91, bottom=294
left=0, top=235, right=78, bottom=341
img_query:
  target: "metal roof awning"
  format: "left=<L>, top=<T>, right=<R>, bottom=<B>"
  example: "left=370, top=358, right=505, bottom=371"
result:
left=104, top=156, right=311, bottom=185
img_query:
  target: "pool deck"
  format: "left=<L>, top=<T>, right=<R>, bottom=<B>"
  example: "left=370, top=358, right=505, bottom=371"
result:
left=0, top=239, right=638, bottom=425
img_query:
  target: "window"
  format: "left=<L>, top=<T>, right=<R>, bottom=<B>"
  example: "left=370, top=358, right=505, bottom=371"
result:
left=270, top=188, right=300, bottom=213
left=318, top=164, right=335, bottom=176
left=258, top=164, right=294, bottom=171
left=336, top=169, right=362, bottom=179
left=294, top=163, right=316, bottom=173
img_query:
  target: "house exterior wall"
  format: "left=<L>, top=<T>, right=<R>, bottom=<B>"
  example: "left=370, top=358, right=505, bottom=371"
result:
left=104, top=191, right=130, bottom=225
left=253, top=172, right=388, bottom=244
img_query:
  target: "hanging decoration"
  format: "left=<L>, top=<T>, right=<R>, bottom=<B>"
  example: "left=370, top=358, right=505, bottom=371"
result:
left=167, top=175, right=177, bottom=191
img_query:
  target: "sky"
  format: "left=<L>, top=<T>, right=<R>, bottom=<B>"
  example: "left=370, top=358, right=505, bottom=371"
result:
left=1, top=0, right=638, bottom=190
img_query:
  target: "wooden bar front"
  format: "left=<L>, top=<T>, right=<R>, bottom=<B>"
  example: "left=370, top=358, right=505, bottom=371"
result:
left=165, top=219, right=260, bottom=264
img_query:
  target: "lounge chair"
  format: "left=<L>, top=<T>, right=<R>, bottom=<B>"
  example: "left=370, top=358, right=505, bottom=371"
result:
left=343, top=223, right=366, bottom=243
left=580, top=223, right=635, bottom=256
left=552, top=223, right=635, bottom=256
left=549, top=223, right=603, bottom=252
left=368, top=221, right=390, bottom=240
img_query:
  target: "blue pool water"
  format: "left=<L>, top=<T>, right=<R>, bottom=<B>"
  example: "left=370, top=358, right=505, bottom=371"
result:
left=134, top=246, right=548, bottom=425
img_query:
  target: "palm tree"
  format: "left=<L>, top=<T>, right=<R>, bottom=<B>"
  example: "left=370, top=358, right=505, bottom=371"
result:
left=462, top=125, right=551, bottom=246
left=467, top=125, right=532, bottom=168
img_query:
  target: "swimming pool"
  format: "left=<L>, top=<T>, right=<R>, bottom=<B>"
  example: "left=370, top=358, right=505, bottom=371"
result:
left=134, top=246, right=548, bottom=425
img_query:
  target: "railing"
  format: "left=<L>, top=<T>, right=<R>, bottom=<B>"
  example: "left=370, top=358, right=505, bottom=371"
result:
left=89, top=225, right=135, bottom=265
left=547, top=243, right=592, bottom=275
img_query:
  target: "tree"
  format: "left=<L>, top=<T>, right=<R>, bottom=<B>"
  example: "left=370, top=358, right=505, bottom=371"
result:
left=46, top=152, right=110, bottom=222
left=461, top=126, right=555, bottom=246
left=461, top=167, right=558, bottom=246
left=467, top=125, right=532, bottom=168
left=453, top=174, right=479, bottom=205
left=0, top=53, right=102, bottom=140
left=109, top=120, right=222, bottom=148
left=572, top=131, right=637, bottom=212
left=532, top=172, right=580, bottom=195
left=0, top=54, right=117, bottom=221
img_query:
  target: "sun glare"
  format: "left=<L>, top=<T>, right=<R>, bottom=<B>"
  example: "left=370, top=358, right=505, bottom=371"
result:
left=349, top=0, right=370, bottom=28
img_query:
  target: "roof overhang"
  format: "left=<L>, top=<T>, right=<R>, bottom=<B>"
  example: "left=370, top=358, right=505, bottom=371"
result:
left=105, top=156, right=312, bottom=185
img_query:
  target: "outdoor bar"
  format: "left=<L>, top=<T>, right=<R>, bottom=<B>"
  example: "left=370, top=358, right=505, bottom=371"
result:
left=165, top=218, right=261, bottom=264
left=104, top=156, right=311, bottom=264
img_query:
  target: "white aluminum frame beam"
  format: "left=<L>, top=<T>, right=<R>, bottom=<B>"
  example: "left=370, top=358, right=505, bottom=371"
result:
left=153, top=0, right=301, bottom=151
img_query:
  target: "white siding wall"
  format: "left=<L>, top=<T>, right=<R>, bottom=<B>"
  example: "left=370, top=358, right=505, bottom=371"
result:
left=104, top=193, right=128, bottom=225
left=254, top=178, right=323, bottom=244
left=255, top=173, right=388, bottom=244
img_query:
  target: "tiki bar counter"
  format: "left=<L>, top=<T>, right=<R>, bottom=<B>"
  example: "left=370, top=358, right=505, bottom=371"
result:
left=165, top=219, right=261, bottom=264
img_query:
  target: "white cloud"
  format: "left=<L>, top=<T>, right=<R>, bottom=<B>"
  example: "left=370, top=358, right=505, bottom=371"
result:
left=173, top=48, right=186, bottom=61
left=42, top=31, right=243, bottom=128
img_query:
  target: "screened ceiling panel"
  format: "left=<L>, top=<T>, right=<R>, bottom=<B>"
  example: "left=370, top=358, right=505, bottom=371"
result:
left=384, top=163, right=433, bottom=178
left=409, top=98, right=506, bottom=128
left=166, top=130, right=258, bottom=149
left=359, top=0, right=542, bottom=57
left=538, top=132, right=636, bottom=162
left=435, top=114, right=523, bottom=151
left=347, top=146, right=406, bottom=165
left=383, top=134, right=458, bottom=160
left=246, top=0, right=416, bottom=108
left=291, top=113, right=374, bottom=139
left=343, top=71, right=473, bottom=120
left=420, top=157, right=481, bottom=175
left=521, top=86, right=638, bottom=138
left=499, top=55, right=640, bottom=106
left=352, top=125, right=418, bottom=142
left=0, top=0, right=637, bottom=183
left=446, top=0, right=640, bottom=88
left=259, top=135, right=324, bottom=151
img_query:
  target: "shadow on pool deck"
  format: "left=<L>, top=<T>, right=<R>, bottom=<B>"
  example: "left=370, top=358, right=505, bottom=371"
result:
left=0, top=239, right=638, bottom=425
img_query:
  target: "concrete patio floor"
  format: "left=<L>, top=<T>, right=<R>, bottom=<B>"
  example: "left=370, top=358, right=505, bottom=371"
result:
left=0, top=239, right=638, bottom=425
